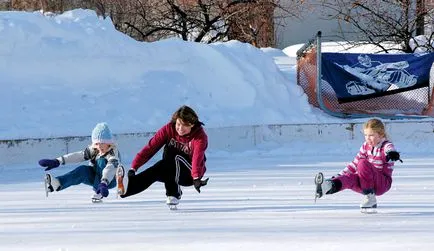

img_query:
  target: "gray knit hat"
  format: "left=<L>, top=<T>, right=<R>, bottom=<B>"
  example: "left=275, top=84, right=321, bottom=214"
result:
left=91, top=122, right=114, bottom=144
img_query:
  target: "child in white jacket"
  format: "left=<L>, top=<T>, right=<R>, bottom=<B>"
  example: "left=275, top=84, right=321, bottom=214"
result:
left=38, top=122, right=122, bottom=203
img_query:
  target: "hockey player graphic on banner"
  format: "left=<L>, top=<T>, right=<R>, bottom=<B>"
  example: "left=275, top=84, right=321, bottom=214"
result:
left=321, top=52, right=434, bottom=103
left=338, top=54, right=417, bottom=95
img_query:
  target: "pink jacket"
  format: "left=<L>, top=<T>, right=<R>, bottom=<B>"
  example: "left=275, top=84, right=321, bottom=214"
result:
left=340, top=139, right=396, bottom=177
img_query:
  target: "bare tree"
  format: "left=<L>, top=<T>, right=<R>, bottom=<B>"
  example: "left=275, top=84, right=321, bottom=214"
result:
left=415, top=0, right=425, bottom=35
left=39, top=0, right=65, bottom=13
left=319, top=0, right=434, bottom=53
left=227, top=0, right=281, bottom=47
left=96, top=0, right=304, bottom=47
left=0, top=0, right=11, bottom=9
left=4, top=0, right=304, bottom=47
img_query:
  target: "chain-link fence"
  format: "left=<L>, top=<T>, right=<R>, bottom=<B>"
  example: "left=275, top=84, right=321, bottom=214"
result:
left=296, top=32, right=434, bottom=119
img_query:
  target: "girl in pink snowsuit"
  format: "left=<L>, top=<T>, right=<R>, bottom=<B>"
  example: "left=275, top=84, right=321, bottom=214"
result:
left=315, top=118, right=402, bottom=208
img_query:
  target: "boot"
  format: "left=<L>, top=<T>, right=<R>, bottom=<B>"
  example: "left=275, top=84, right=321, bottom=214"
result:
left=166, top=196, right=180, bottom=210
left=315, top=172, right=333, bottom=200
left=166, top=196, right=180, bottom=206
left=91, top=193, right=104, bottom=203
left=45, top=173, right=60, bottom=194
left=360, top=192, right=377, bottom=208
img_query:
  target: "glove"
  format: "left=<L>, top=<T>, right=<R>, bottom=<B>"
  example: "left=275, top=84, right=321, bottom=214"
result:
left=96, top=182, right=109, bottom=197
left=386, top=151, right=403, bottom=163
left=128, top=169, right=136, bottom=177
left=193, top=177, right=209, bottom=193
left=331, top=174, right=341, bottom=179
left=38, top=159, right=60, bottom=171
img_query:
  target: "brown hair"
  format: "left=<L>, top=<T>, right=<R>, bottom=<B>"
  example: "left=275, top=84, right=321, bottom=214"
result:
left=171, top=105, right=204, bottom=126
left=363, top=118, right=388, bottom=139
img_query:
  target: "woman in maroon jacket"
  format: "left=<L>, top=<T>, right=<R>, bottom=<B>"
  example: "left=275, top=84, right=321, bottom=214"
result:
left=116, top=105, right=208, bottom=208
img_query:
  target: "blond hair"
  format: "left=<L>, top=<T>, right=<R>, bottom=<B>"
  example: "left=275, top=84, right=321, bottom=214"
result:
left=363, top=118, right=388, bottom=139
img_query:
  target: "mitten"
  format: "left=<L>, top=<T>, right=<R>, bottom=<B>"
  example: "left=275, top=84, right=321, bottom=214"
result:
left=96, top=181, right=109, bottom=197
left=386, top=151, right=402, bottom=163
left=193, top=177, right=209, bottom=193
left=128, top=169, right=136, bottom=177
left=38, top=159, right=60, bottom=171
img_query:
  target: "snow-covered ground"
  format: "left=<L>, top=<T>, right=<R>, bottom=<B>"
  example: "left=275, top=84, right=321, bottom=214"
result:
left=1, top=9, right=434, bottom=251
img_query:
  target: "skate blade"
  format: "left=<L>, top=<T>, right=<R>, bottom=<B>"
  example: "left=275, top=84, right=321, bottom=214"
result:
left=314, top=193, right=320, bottom=203
left=92, top=198, right=103, bottom=203
left=116, top=180, right=125, bottom=196
left=44, top=174, right=53, bottom=198
left=314, top=185, right=323, bottom=203
left=360, top=208, right=377, bottom=214
left=44, top=177, right=49, bottom=198
left=361, top=204, right=377, bottom=214
left=314, top=172, right=324, bottom=203
left=168, top=204, right=178, bottom=210
left=116, top=168, right=125, bottom=196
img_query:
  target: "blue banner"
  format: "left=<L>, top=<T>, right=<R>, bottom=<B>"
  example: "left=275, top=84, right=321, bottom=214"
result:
left=321, top=52, right=434, bottom=103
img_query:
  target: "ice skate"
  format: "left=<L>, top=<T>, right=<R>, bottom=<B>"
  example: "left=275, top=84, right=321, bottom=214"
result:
left=44, top=173, right=60, bottom=197
left=314, top=172, right=332, bottom=202
left=360, top=193, right=377, bottom=214
left=116, top=165, right=128, bottom=196
left=166, top=196, right=179, bottom=210
left=91, top=193, right=104, bottom=203
left=360, top=207, right=377, bottom=214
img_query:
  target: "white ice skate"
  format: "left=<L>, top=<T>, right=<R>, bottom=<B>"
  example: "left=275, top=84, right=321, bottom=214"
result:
left=314, top=172, right=332, bottom=202
left=166, top=196, right=179, bottom=210
left=44, top=173, right=60, bottom=197
left=116, top=165, right=129, bottom=196
left=360, top=193, right=377, bottom=214
left=91, top=193, right=104, bottom=203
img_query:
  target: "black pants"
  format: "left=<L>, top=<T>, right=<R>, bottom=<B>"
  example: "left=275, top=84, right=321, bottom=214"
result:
left=121, top=155, right=193, bottom=199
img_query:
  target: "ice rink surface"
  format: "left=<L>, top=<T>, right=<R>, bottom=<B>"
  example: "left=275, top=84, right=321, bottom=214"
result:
left=1, top=154, right=433, bottom=251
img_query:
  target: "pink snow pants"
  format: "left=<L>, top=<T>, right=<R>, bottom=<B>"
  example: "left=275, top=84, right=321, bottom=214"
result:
left=335, top=159, right=392, bottom=196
